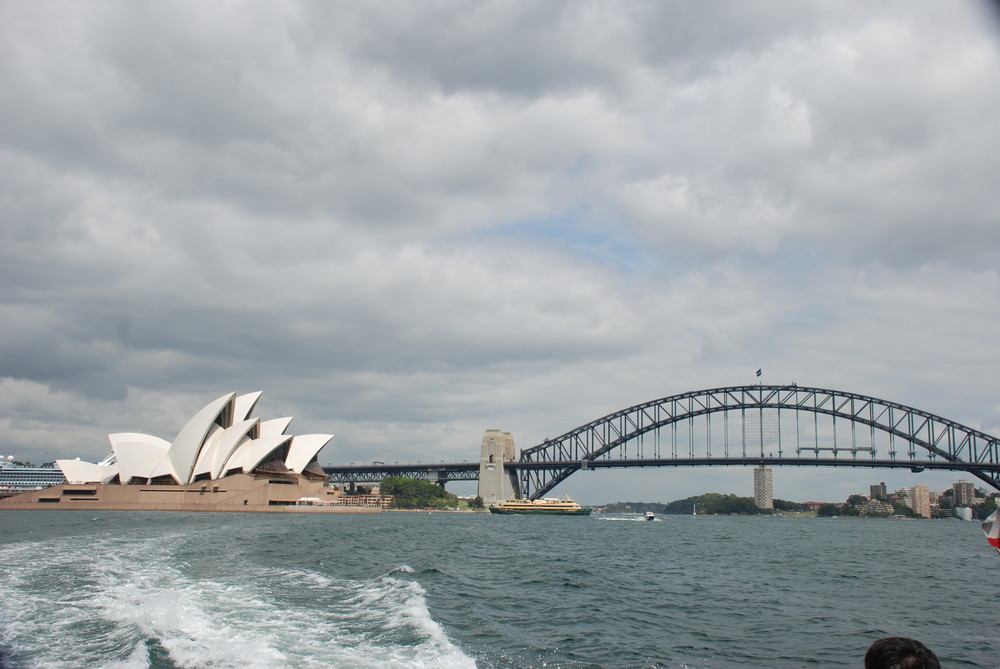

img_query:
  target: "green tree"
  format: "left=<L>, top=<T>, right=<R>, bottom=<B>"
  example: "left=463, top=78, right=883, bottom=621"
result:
left=973, top=496, right=997, bottom=521
left=816, top=503, right=840, bottom=517
left=605, top=502, right=633, bottom=513
left=659, top=493, right=776, bottom=515
left=380, top=476, right=458, bottom=509
left=605, top=502, right=665, bottom=514
left=688, top=493, right=770, bottom=515
left=661, top=497, right=696, bottom=514
left=773, top=499, right=804, bottom=511
left=845, top=494, right=868, bottom=508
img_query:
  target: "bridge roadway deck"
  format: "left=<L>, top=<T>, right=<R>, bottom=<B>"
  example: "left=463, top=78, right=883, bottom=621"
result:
left=323, top=457, right=1000, bottom=484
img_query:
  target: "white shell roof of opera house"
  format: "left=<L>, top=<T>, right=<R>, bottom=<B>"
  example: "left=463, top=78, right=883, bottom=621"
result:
left=56, top=392, right=333, bottom=485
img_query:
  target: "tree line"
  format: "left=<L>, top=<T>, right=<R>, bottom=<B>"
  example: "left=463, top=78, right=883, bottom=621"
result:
left=606, top=494, right=803, bottom=516
left=377, top=476, right=463, bottom=509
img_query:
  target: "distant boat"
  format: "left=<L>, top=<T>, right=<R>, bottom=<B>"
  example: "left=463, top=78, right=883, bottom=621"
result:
left=489, top=496, right=592, bottom=516
left=644, top=511, right=655, bottom=521
left=692, top=503, right=697, bottom=516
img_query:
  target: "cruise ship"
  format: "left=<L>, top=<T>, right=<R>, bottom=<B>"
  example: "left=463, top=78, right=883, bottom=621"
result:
left=0, top=464, right=66, bottom=496
left=489, top=496, right=592, bottom=516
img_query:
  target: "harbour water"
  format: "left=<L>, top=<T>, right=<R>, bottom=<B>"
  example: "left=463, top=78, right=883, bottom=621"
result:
left=0, top=510, right=995, bottom=668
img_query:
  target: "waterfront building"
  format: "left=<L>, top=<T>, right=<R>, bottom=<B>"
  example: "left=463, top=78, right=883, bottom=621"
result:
left=954, top=507, right=973, bottom=521
left=753, top=465, right=773, bottom=510
left=0, top=392, right=372, bottom=513
left=859, top=498, right=895, bottom=516
left=478, top=430, right=515, bottom=505
left=52, top=391, right=331, bottom=486
left=954, top=479, right=977, bottom=506
left=331, top=492, right=394, bottom=509
left=870, top=482, right=886, bottom=500
left=910, top=485, right=931, bottom=519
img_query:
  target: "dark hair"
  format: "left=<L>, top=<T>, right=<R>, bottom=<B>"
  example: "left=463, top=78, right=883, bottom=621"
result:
left=864, top=637, right=940, bottom=669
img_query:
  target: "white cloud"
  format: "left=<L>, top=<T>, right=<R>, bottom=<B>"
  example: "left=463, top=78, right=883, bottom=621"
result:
left=1, top=1, right=998, bottom=503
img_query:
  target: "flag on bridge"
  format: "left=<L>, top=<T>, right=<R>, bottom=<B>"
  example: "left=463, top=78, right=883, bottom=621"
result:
left=983, top=509, right=1000, bottom=556
left=756, top=368, right=762, bottom=378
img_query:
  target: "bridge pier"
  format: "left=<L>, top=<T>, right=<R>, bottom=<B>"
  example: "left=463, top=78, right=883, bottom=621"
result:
left=477, top=429, right=516, bottom=505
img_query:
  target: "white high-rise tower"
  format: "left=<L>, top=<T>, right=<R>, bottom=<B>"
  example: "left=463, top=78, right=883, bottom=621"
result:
left=753, top=465, right=773, bottom=510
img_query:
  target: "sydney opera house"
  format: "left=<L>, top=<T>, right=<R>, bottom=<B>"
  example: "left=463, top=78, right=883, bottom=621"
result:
left=0, top=392, right=377, bottom=512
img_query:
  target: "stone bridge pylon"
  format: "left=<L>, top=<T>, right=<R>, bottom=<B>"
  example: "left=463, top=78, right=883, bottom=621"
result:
left=477, top=429, right=516, bottom=505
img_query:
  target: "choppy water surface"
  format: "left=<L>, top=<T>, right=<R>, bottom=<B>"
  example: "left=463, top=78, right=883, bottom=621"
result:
left=0, top=510, right=995, bottom=668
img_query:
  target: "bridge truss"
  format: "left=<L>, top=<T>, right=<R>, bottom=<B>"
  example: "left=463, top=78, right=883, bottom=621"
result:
left=323, top=462, right=479, bottom=486
left=514, top=384, right=1000, bottom=499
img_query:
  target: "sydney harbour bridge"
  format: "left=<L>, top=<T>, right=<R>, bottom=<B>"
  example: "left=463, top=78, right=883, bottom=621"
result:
left=323, top=384, right=1000, bottom=499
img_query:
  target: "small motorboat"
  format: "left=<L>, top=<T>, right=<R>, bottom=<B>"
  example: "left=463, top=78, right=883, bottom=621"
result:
left=645, top=511, right=655, bottom=521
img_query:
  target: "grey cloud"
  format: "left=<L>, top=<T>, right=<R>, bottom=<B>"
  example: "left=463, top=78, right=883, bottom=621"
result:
left=1, top=1, right=998, bottom=503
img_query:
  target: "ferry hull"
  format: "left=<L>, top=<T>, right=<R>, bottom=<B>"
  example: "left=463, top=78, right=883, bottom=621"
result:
left=489, top=507, right=592, bottom=515
left=489, top=496, right=592, bottom=515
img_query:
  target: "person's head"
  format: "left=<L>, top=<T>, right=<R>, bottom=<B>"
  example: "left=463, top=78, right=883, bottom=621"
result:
left=864, top=637, right=940, bottom=669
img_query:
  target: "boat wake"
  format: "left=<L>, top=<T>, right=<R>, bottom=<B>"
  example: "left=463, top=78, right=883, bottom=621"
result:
left=0, top=527, right=476, bottom=669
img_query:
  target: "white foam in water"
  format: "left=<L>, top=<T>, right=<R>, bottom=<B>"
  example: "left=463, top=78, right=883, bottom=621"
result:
left=0, top=538, right=152, bottom=668
left=0, top=530, right=477, bottom=669
left=347, top=568, right=475, bottom=668
left=266, top=564, right=476, bottom=669
left=99, top=641, right=150, bottom=669
left=91, top=557, right=287, bottom=668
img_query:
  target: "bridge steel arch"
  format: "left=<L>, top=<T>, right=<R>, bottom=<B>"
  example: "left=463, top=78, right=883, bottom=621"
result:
left=514, top=384, right=1000, bottom=500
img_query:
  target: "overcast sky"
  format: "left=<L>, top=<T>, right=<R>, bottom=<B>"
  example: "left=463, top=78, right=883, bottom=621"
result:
left=2, top=1, right=999, bottom=504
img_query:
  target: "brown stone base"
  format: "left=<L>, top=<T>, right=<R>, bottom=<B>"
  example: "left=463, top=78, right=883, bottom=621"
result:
left=0, top=472, right=382, bottom=513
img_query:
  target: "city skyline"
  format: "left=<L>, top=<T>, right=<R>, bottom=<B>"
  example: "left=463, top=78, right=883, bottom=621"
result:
left=2, top=453, right=994, bottom=510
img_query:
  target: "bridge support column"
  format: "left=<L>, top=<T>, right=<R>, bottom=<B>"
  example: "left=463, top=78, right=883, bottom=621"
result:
left=477, top=429, right=516, bottom=505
